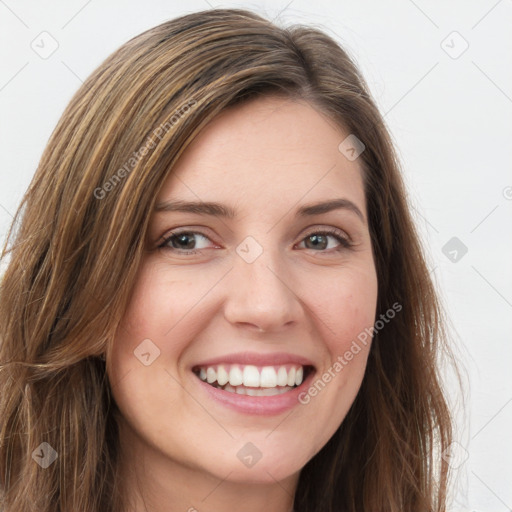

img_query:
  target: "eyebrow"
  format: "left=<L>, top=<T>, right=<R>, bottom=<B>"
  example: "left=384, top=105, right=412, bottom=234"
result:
left=154, top=198, right=365, bottom=222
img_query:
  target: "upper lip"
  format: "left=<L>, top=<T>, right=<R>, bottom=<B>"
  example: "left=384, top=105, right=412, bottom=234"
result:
left=191, top=351, right=315, bottom=369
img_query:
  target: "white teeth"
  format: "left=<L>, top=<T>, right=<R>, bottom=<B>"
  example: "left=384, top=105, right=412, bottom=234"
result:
left=262, top=387, right=283, bottom=396
left=277, top=366, right=288, bottom=387
left=243, top=365, right=260, bottom=387
left=245, top=387, right=257, bottom=396
left=206, top=367, right=217, bottom=384
left=230, top=385, right=294, bottom=396
left=217, top=365, right=229, bottom=386
left=287, top=367, right=296, bottom=387
left=260, top=366, right=277, bottom=388
left=228, top=365, right=243, bottom=387
left=195, top=363, right=310, bottom=390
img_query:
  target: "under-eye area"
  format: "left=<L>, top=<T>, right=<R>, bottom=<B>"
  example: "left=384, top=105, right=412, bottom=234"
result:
left=0, top=6, right=460, bottom=512
left=192, top=364, right=316, bottom=396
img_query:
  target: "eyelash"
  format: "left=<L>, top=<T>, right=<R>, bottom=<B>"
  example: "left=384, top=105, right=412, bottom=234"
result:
left=158, top=228, right=352, bottom=255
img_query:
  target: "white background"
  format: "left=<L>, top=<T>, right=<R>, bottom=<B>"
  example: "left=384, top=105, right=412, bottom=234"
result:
left=1, top=1, right=511, bottom=510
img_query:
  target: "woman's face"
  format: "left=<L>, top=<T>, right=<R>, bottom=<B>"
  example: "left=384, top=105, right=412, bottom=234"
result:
left=108, top=96, right=378, bottom=490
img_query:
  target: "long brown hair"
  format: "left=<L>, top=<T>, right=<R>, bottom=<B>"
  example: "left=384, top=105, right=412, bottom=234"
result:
left=0, top=8, right=456, bottom=511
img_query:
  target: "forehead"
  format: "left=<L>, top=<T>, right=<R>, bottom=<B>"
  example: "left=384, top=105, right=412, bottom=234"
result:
left=157, top=96, right=366, bottom=214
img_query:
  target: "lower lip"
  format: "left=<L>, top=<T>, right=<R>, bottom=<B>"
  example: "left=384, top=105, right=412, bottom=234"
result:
left=193, top=369, right=316, bottom=416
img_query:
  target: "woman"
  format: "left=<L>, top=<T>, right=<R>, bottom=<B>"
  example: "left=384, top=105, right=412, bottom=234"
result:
left=0, top=8, right=456, bottom=512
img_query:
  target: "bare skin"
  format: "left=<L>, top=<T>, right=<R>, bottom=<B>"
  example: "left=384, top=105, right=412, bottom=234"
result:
left=107, top=95, right=378, bottom=512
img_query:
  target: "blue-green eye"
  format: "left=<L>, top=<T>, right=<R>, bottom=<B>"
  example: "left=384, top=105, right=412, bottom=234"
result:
left=158, top=227, right=351, bottom=255
left=297, top=229, right=352, bottom=252
left=159, top=231, right=212, bottom=255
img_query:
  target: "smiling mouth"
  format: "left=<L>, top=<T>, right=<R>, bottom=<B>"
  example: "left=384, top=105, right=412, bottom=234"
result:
left=192, top=363, right=315, bottom=396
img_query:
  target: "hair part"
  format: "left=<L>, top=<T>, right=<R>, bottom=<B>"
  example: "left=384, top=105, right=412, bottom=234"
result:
left=0, top=8, right=456, bottom=511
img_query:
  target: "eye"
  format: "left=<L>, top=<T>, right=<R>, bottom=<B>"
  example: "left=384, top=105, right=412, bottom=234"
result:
left=158, top=230, right=215, bottom=255
left=158, top=227, right=352, bottom=256
left=297, top=228, right=352, bottom=252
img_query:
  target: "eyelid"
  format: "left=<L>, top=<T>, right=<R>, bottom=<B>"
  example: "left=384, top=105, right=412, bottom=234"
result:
left=297, top=226, right=352, bottom=251
left=301, top=225, right=351, bottom=242
left=157, top=225, right=353, bottom=254
left=158, top=224, right=215, bottom=241
left=158, top=228, right=218, bottom=252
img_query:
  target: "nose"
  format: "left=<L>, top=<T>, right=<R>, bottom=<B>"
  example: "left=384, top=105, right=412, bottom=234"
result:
left=222, top=248, right=304, bottom=334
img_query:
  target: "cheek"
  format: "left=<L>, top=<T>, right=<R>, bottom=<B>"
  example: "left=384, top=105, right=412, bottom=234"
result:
left=305, top=262, right=378, bottom=355
left=108, top=265, right=180, bottom=385
left=112, top=263, right=208, bottom=356
left=108, top=261, right=229, bottom=403
left=292, top=264, right=377, bottom=456
left=107, top=267, right=203, bottom=442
